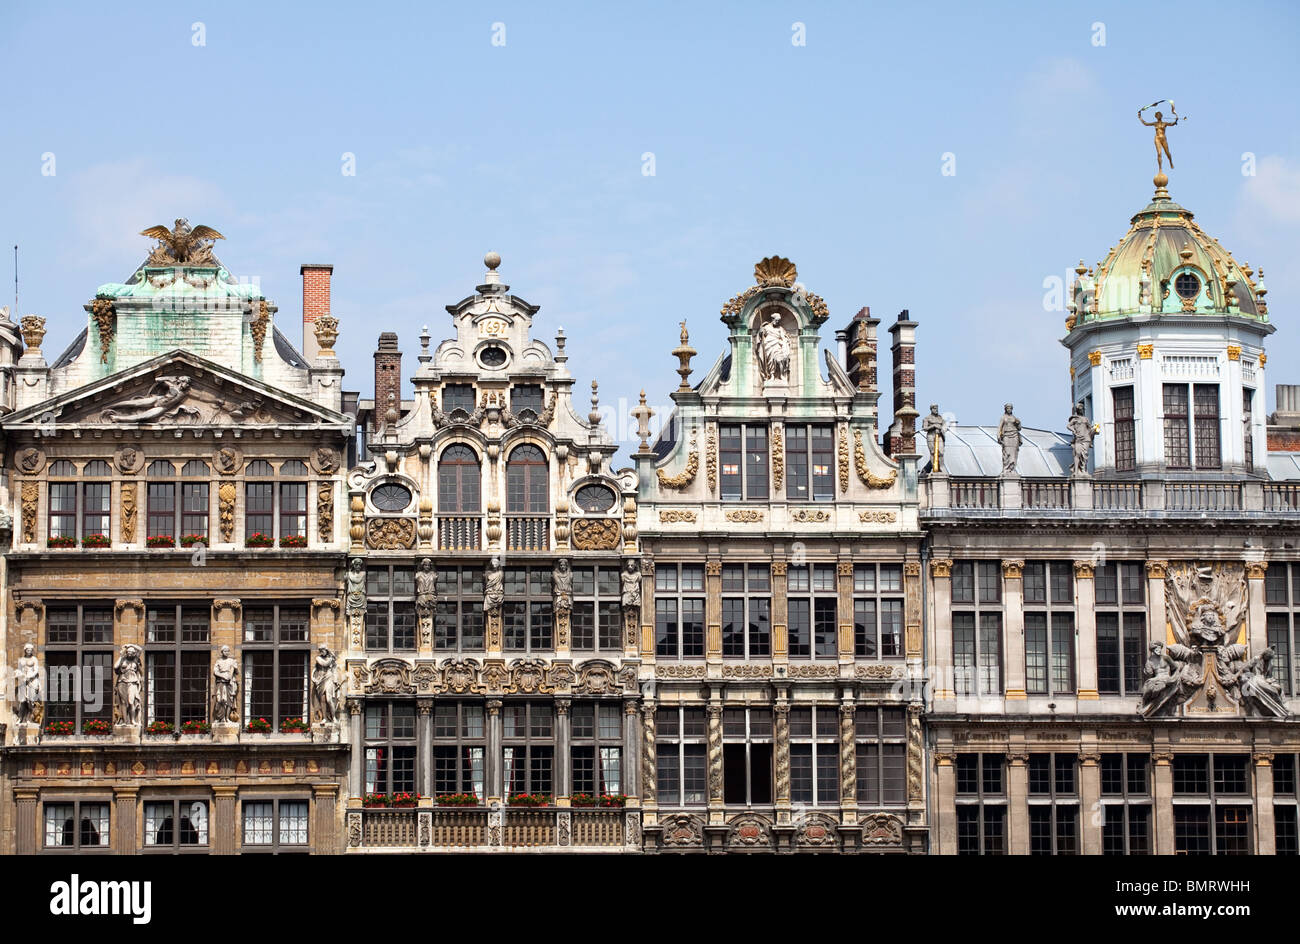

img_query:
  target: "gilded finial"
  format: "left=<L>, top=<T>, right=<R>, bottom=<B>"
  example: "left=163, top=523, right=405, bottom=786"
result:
left=672, top=320, right=697, bottom=392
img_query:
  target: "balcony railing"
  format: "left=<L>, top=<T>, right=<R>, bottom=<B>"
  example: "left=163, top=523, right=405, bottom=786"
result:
left=358, top=807, right=626, bottom=850
left=1165, top=482, right=1242, bottom=512
left=1023, top=479, right=1069, bottom=510
left=950, top=479, right=999, bottom=510
left=1264, top=483, right=1300, bottom=512
left=438, top=515, right=482, bottom=551
left=362, top=809, right=417, bottom=847
left=1093, top=482, right=1142, bottom=511
left=506, top=516, right=550, bottom=552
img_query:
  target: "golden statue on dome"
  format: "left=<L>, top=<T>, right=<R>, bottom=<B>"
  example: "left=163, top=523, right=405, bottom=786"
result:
left=1138, top=100, right=1180, bottom=174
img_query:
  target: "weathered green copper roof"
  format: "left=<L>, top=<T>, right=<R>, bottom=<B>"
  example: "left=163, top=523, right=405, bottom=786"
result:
left=96, top=264, right=260, bottom=301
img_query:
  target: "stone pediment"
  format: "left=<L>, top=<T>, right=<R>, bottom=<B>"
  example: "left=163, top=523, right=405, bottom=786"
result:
left=6, top=350, right=350, bottom=432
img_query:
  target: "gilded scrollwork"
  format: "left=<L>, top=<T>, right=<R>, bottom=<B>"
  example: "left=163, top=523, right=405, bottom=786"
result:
left=705, top=425, right=717, bottom=493
left=656, top=432, right=699, bottom=490
left=853, top=428, right=898, bottom=488
left=366, top=517, right=416, bottom=550
left=771, top=424, right=784, bottom=491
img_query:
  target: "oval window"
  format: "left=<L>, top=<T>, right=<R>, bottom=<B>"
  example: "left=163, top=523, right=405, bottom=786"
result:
left=371, top=483, right=412, bottom=512
left=479, top=346, right=508, bottom=368
left=1174, top=272, right=1201, bottom=300
left=575, top=484, right=616, bottom=513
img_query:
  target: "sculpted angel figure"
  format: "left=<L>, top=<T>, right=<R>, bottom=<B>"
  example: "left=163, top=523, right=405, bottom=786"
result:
left=755, top=312, right=792, bottom=384
left=101, top=375, right=192, bottom=423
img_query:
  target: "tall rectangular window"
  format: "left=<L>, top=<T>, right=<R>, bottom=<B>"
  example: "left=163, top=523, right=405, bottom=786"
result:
left=1100, top=753, right=1151, bottom=854
left=1023, top=562, right=1075, bottom=696
left=503, top=702, right=554, bottom=797
left=502, top=566, right=553, bottom=652
left=1112, top=386, right=1136, bottom=471
left=655, top=563, right=706, bottom=659
left=1265, top=563, right=1300, bottom=697
left=1027, top=753, right=1079, bottom=855
left=1163, top=384, right=1190, bottom=468
left=1193, top=383, right=1221, bottom=469
left=855, top=706, right=906, bottom=806
left=787, top=564, right=837, bottom=658
left=571, top=701, right=623, bottom=796
left=571, top=566, right=621, bottom=652
left=656, top=707, right=707, bottom=806
left=952, top=562, right=1002, bottom=696
left=956, top=754, right=1006, bottom=855
left=44, top=605, right=114, bottom=729
left=785, top=425, right=835, bottom=501
left=365, top=564, right=417, bottom=652
left=1164, top=383, right=1221, bottom=469
left=1096, top=562, right=1146, bottom=696
left=719, top=424, right=769, bottom=501
left=145, top=605, right=210, bottom=727
left=433, top=700, right=485, bottom=797
left=435, top=567, right=485, bottom=651
left=722, top=708, right=773, bottom=805
left=853, top=564, right=904, bottom=658
left=364, top=702, right=417, bottom=796
left=1172, top=753, right=1253, bottom=854
left=790, top=707, right=839, bottom=806
left=243, top=604, right=310, bottom=728
left=721, top=564, right=771, bottom=659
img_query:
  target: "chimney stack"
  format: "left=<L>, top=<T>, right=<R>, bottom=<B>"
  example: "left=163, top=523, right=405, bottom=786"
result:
left=374, top=332, right=402, bottom=434
left=846, top=306, right=879, bottom=393
left=886, top=309, right=919, bottom=456
left=301, top=264, right=333, bottom=361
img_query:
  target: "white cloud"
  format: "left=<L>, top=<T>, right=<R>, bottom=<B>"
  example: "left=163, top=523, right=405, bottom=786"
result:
left=1241, top=155, right=1300, bottom=225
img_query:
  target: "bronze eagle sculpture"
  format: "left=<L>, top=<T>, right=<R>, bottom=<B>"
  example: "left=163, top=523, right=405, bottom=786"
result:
left=140, top=218, right=225, bottom=265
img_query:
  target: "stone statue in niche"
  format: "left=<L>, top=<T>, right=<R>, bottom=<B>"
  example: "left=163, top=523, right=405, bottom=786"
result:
left=114, top=644, right=144, bottom=727
left=415, top=558, right=437, bottom=617
left=484, top=559, right=505, bottom=612
left=997, top=403, right=1021, bottom=474
left=345, top=558, right=367, bottom=620
left=754, top=312, right=792, bottom=385
left=212, top=645, right=240, bottom=723
left=553, top=558, right=573, bottom=617
left=1067, top=401, right=1096, bottom=476
left=312, top=646, right=340, bottom=724
left=16, top=643, right=43, bottom=725
left=922, top=404, right=946, bottom=473
left=621, top=558, right=642, bottom=612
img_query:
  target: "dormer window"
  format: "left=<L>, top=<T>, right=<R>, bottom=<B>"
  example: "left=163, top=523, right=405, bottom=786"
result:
left=512, top=384, right=545, bottom=415
left=442, top=384, right=475, bottom=414
left=1174, top=272, right=1201, bottom=301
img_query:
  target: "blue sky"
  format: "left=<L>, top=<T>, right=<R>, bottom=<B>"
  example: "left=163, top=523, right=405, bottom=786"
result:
left=3, top=1, right=1298, bottom=458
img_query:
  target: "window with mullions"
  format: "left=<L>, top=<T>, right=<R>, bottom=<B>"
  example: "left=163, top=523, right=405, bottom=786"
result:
left=790, top=707, right=838, bottom=806
left=571, top=566, right=621, bottom=652
left=656, top=707, right=707, bottom=805
left=1265, top=564, right=1300, bottom=696
left=1244, top=388, right=1256, bottom=473
left=853, top=564, right=904, bottom=658
left=785, top=425, right=834, bottom=501
left=506, top=444, right=548, bottom=513
left=433, top=701, right=485, bottom=797
left=721, top=564, right=771, bottom=658
left=1112, top=386, right=1136, bottom=471
left=145, top=460, right=210, bottom=542
left=365, top=702, right=417, bottom=796
left=278, top=460, right=308, bottom=538
left=511, top=383, right=545, bottom=414
left=503, top=702, right=554, bottom=796
left=719, top=424, right=768, bottom=501
left=242, top=799, right=309, bottom=852
left=441, top=383, right=476, bottom=414
left=1027, top=753, right=1078, bottom=855
left=952, top=562, right=1002, bottom=696
left=956, top=754, right=1006, bottom=855
left=366, top=564, right=416, bottom=651
left=503, top=566, right=553, bottom=652
left=44, top=800, right=110, bottom=851
left=572, top=701, right=623, bottom=796
left=655, top=564, right=705, bottom=659
left=145, top=605, right=210, bottom=727
left=1101, top=753, right=1151, bottom=854
left=788, top=565, right=837, bottom=659
left=435, top=567, right=485, bottom=651
left=1173, top=754, right=1252, bottom=855
left=143, top=800, right=209, bottom=851
left=855, top=706, right=906, bottom=806
left=242, top=605, right=310, bottom=727
left=722, top=708, right=773, bottom=805
left=1276, top=754, right=1299, bottom=855
left=1096, top=562, right=1146, bottom=696
left=44, top=605, right=114, bottom=728
left=244, top=460, right=308, bottom=540
left=438, top=445, right=481, bottom=514
left=1023, top=562, right=1075, bottom=696
left=48, top=460, right=111, bottom=541
left=1163, top=383, right=1221, bottom=470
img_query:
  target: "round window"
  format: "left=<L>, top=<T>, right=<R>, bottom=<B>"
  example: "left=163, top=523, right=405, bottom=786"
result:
left=371, top=483, right=412, bottom=512
left=479, top=345, right=508, bottom=368
left=1174, top=272, right=1201, bottom=300
left=575, top=484, right=616, bottom=513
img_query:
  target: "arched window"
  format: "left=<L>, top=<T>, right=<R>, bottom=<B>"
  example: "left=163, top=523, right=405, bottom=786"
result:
left=506, top=445, right=548, bottom=513
left=146, top=461, right=177, bottom=542
left=439, top=445, right=481, bottom=513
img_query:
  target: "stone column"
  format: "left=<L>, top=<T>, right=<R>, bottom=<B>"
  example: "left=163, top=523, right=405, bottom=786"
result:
left=486, top=698, right=503, bottom=803
left=114, top=786, right=138, bottom=855
left=840, top=700, right=858, bottom=816
left=1247, top=562, right=1268, bottom=652
left=313, top=783, right=339, bottom=854
left=1074, top=562, right=1099, bottom=699
left=774, top=692, right=791, bottom=823
left=417, top=697, right=433, bottom=797
left=1002, top=561, right=1026, bottom=700
left=1255, top=752, right=1275, bottom=855
left=114, top=598, right=146, bottom=650
left=1079, top=750, right=1102, bottom=854
left=348, top=698, right=364, bottom=799
left=623, top=699, right=641, bottom=803
left=1146, top=561, right=1168, bottom=646
left=707, top=699, right=724, bottom=823
left=930, top=559, right=954, bottom=697
left=1153, top=750, right=1174, bottom=854
left=904, top=560, right=923, bottom=661
left=639, top=559, right=655, bottom=661
left=837, top=560, right=855, bottom=664
left=642, top=693, right=658, bottom=811
left=771, top=561, right=789, bottom=663
left=14, top=788, right=38, bottom=855
left=1008, top=752, right=1029, bottom=855
left=212, top=785, right=239, bottom=854
left=555, top=698, right=571, bottom=804
left=706, top=560, right=723, bottom=665
left=934, top=753, right=956, bottom=855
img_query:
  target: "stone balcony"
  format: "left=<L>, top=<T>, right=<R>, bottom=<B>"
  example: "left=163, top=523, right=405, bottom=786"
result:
left=348, top=806, right=637, bottom=852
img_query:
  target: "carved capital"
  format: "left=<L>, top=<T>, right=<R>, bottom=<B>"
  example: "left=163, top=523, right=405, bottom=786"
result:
left=933, top=752, right=956, bottom=767
left=1078, top=751, right=1102, bottom=766
left=705, top=560, right=722, bottom=577
left=904, top=560, right=922, bottom=578
left=1152, top=751, right=1174, bottom=765
left=312, top=597, right=342, bottom=612
left=771, top=561, right=788, bottom=578
left=1073, top=560, right=1095, bottom=579
left=930, top=557, right=953, bottom=578
left=212, top=598, right=242, bottom=620
left=1246, top=561, right=1268, bottom=580
left=1007, top=752, right=1030, bottom=765
left=1253, top=752, right=1274, bottom=766
left=1145, top=559, right=1168, bottom=579
left=1001, top=559, right=1025, bottom=579
left=114, top=598, right=145, bottom=620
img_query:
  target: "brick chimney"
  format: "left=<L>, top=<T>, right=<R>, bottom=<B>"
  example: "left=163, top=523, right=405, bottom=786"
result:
left=300, top=264, right=333, bottom=361
left=846, top=306, right=879, bottom=393
left=374, top=332, right=402, bottom=434
left=886, top=310, right=919, bottom=457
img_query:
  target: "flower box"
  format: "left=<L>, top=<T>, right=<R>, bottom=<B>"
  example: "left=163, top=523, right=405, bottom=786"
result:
left=279, top=534, right=308, bottom=549
left=363, top=793, right=390, bottom=808
left=435, top=793, right=480, bottom=807
left=245, top=533, right=274, bottom=548
left=146, top=535, right=175, bottom=549
left=43, top=721, right=74, bottom=736
left=46, top=536, right=76, bottom=549
left=81, top=534, right=111, bottom=549
left=180, top=534, right=207, bottom=548
left=146, top=721, right=174, bottom=736
left=507, top=793, right=552, bottom=807
left=570, top=793, right=628, bottom=808
left=246, top=717, right=273, bottom=734
left=390, top=792, right=420, bottom=808
left=82, top=720, right=112, bottom=736
left=279, top=717, right=310, bottom=734
left=180, top=720, right=211, bottom=735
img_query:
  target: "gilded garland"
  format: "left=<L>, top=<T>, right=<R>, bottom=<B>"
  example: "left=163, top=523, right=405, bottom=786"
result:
left=853, top=429, right=897, bottom=488
left=250, top=300, right=270, bottom=363
left=838, top=428, right=850, bottom=493
left=91, top=297, right=115, bottom=363
left=656, top=433, right=699, bottom=490
left=706, top=425, right=718, bottom=493
left=771, top=425, right=784, bottom=491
